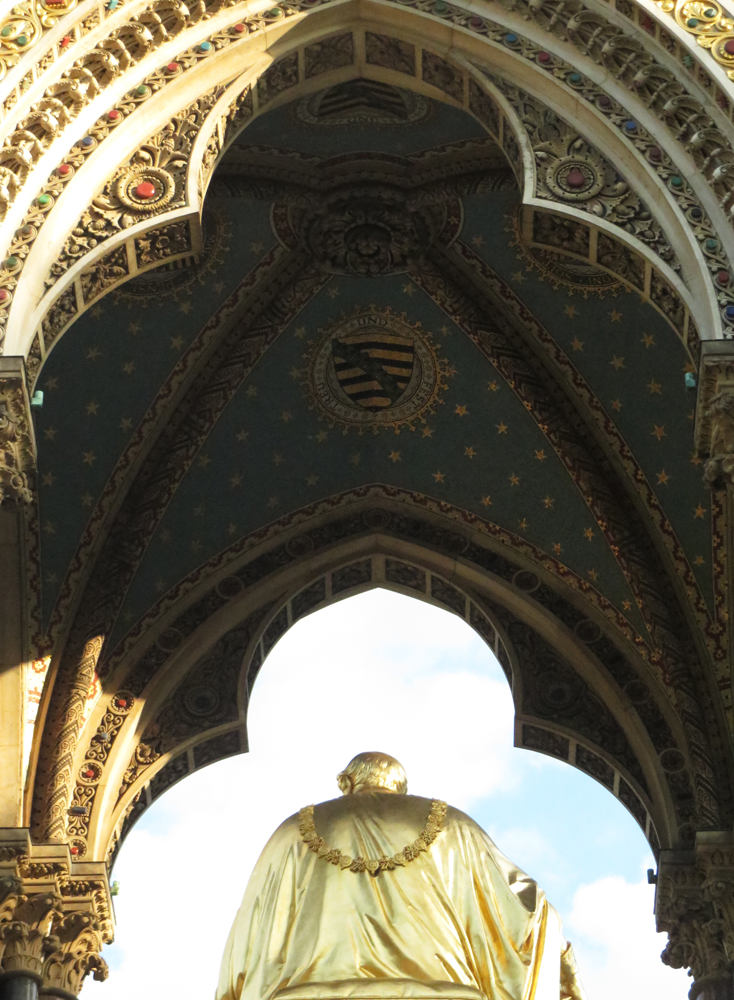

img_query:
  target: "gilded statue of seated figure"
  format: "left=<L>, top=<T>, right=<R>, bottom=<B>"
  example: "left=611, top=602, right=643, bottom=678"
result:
left=216, top=751, right=588, bottom=1000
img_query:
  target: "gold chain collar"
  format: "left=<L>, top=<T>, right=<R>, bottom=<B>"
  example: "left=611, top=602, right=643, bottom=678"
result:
left=298, top=799, right=447, bottom=876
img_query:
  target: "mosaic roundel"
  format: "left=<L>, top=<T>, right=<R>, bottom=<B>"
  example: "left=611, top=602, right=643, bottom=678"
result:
left=300, top=308, right=454, bottom=433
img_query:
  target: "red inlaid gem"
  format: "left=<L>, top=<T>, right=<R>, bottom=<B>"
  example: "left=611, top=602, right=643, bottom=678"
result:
left=725, top=38, right=734, bottom=54
left=57, top=163, right=71, bottom=176
left=565, top=167, right=586, bottom=189
left=70, top=846, right=79, bottom=855
left=135, top=181, right=156, bottom=199
left=649, top=146, right=662, bottom=160
left=85, top=768, right=95, bottom=778
left=117, top=698, right=128, bottom=708
left=717, top=270, right=730, bottom=286
left=107, top=109, right=121, bottom=120
left=61, top=35, right=71, bottom=47
left=233, top=22, right=246, bottom=31
left=537, top=51, right=551, bottom=63
left=166, top=61, right=179, bottom=72
left=0, top=290, right=9, bottom=302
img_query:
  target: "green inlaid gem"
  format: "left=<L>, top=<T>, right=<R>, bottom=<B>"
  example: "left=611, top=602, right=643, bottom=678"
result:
left=706, top=238, right=719, bottom=250
left=0, top=26, right=12, bottom=37
left=686, top=17, right=699, bottom=26
left=5, top=256, right=19, bottom=268
left=37, top=194, right=51, bottom=206
left=135, top=84, right=149, bottom=95
left=568, top=72, right=581, bottom=83
left=16, top=34, right=27, bottom=45
left=670, top=175, right=683, bottom=187
left=704, top=7, right=717, bottom=16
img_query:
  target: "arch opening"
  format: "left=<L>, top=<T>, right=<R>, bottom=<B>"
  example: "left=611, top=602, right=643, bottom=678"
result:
left=84, top=588, right=691, bottom=1000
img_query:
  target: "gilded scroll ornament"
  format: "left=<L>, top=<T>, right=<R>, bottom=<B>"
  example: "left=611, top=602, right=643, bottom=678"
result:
left=298, top=798, right=447, bottom=874
left=658, top=0, right=734, bottom=79
left=0, top=374, right=33, bottom=504
left=703, top=391, right=734, bottom=486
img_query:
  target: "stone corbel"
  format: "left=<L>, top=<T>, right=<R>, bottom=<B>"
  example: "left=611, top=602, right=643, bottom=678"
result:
left=656, top=833, right=734, bottom=1000
left=0, top=357, right=35, bottom=505
left=0, top=831, right=113, bottom=998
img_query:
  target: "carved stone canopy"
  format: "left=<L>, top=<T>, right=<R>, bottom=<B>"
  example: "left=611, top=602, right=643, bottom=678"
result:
left=287, top=185, right=448, bottom=276
left=211, top=140, right=513, bottom=277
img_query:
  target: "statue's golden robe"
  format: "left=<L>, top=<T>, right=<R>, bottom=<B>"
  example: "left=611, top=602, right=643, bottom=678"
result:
left=216, top=794, right=586, bottom=1000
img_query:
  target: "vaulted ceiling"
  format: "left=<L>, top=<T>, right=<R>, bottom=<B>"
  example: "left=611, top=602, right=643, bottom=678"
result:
left=34, top=82, right=712, bottom=663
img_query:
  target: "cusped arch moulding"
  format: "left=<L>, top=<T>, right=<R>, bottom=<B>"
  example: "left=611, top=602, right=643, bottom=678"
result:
left=5, top=8, right=733, bottom=364
left=60, top=536, right=684, bottom=866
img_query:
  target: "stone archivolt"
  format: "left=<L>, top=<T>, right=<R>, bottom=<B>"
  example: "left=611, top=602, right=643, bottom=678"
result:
left=0, top=0, right=733, bottom=355
left=7, top=32, right=722, bottom=368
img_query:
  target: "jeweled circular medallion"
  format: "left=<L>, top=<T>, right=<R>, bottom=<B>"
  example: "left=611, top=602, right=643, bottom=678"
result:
left=300, top=308, right=454, bottom=433
left=546, top=156, right=603, bottom=202
left=115, top=165, right=176, bottom=212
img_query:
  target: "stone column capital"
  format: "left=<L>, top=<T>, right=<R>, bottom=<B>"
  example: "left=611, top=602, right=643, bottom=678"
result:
left=0, top=832, right=113, bottom=997
left=656, top=834, right=734, bottom=999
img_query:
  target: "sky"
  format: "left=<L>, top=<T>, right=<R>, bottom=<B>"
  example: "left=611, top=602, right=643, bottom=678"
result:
left=85, top=589, right=692, bottom=1000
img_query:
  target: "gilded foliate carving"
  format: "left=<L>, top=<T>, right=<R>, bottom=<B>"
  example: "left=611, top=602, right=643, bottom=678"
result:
left=656, top=843, right=734, bottom=996
left=0, top=836, right=112, bottom=994
left=47, top=89, right=221, bottom=287
left=119, top=742, right=160, bottom=800
left=42, top=911, right=108, bottom=995
left=65, top=690, right=134, bottom=855
left=703, top=392, right=734, bottom=487
left=0, top=890, right=62, bottom=975
left=494, top=81, right=678, bottom=270
left=0, top=376, right=34, bottom=504
left=659, top=0, right=734, bottom=80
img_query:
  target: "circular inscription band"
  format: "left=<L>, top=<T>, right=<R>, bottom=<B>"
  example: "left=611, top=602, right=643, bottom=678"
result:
left=299, top=308, right=455, bottom=434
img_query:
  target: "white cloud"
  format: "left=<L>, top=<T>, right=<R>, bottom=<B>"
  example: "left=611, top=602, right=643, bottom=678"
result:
left=566, top=874, right=690, bottom=999
left=84, top=591, right=684, bottom=1000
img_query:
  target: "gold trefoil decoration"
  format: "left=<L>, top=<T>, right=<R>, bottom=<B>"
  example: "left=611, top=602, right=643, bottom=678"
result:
left=0, top=0, right=80, bottom=81
left=298, top=798, right=447, bottom=875
left=299, top=307, right=456, bottom=435
left=658, top=0, right=734, bottom=79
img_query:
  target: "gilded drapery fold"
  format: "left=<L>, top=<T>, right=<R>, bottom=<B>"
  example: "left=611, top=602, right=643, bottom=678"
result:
left=216, top=794, right=586, bottom=1000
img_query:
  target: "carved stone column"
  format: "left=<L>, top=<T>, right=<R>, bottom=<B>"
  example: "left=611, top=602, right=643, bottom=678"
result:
left=656, top=833, right=734, bottom=1000
left=0, top=831, right=113, bottom=1000
left=0, top=358, right=35, bottom=830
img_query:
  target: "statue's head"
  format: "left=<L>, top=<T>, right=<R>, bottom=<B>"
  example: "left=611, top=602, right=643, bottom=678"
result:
left=337, top=752, right=408, bottom=795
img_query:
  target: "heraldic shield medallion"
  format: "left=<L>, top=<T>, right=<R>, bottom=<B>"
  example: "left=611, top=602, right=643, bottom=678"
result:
left=300, top=308, right=454, bottom=433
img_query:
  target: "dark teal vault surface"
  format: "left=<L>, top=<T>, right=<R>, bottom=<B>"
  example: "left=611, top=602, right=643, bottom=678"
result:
left=32, top=84, right=712, bottom=652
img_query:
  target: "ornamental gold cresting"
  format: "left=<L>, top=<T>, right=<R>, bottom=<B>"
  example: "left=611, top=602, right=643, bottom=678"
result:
left=216, top=752, right=587, bottom=1000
